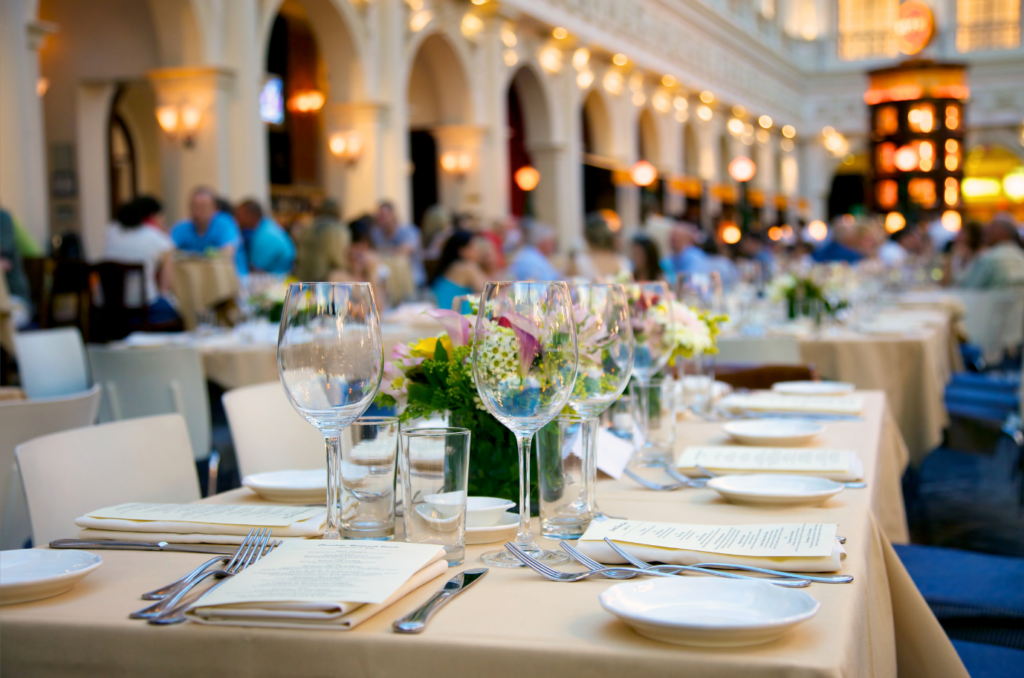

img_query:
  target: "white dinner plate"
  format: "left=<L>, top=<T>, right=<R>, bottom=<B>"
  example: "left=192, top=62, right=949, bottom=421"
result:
left=723, top=418, right=825, bottom=446
left=771, top=381, right=855, bottom=396
left=706, top=474, right=844, bottom=507
left=0, top=550, right=103, bottom=605
left=600, top=577, right=820, bottom=647
left=466, top=512, right=518, bottom=545
left=242, top=469, right=326, bottom=503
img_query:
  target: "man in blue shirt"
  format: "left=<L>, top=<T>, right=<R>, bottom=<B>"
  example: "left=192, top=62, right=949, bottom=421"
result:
left=811, top=222, right=864, bottom=264
left=508, top=223, right=563, bottom=281
left=660, top=223, right=709, bottom=283
left=171, top=187, right=248, bottom=273
left=235, top=199, right=295, bottom=274
left=371, top=201, right=425, bottom=288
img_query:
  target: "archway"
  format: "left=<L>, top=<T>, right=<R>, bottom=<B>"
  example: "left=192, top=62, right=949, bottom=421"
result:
left=407, top=33, right=472, bottom=226
left=581, top=89, right=615, bottom=214
left=638, top=108, right=663, bottom=217
left=507, top=66, right=555, bottom=225
left=682, top=122, right=702, bottom=223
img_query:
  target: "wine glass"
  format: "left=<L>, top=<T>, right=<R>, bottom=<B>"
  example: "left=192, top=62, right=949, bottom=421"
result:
left=624, top=282, right=675, bottom=467
left=569, top=283, right=634, bottom=522
left=472, top=281, right=579, bottom=567
left=277, top=282, right=384, bottom=539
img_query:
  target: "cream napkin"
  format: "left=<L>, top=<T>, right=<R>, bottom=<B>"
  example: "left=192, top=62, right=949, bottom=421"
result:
left=676, top=447, right=865, bottom=482
left=576, top=538, right=846, bottom=573
left=187, top=552, right=450, bottom=630
left=719, top=393, right=865, bottom=415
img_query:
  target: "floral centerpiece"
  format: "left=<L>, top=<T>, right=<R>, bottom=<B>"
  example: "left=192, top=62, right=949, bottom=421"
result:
left=374, top=307, right=527, bottom=503
left=768, top=272, right=849, bottom=319
left=658, top=299, right=727, bottom=365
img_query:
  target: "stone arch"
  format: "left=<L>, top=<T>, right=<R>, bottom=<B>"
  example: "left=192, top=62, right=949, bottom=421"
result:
left=582, top=88, right=613, bottom=159
left=507, top=65, right=561, bottom=228
left=638, top=108, right=659, bottom=166
left=407, top=32, right=472, bottom=127
left=683, top=122, right=700, bottom=176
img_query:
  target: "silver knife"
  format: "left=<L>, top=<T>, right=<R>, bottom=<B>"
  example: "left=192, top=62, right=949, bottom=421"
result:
left=49, top=539, right=241, bottom=555
left=393, top=567, right=488, bottom=634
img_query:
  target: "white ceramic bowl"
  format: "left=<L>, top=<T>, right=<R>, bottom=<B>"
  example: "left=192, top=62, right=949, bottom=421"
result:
left=465, top=497, right=516, bottom=528
left=0, top=550, right=103, bottom=605
left=706, top=474, right=844, bottom=507
left=723, top=418, right=825, bottom=446
left=599, top=577, right=820, bottom=647
left=771, top=381, right=855, bottom=396
left=466, top=512, right=518, bottom=544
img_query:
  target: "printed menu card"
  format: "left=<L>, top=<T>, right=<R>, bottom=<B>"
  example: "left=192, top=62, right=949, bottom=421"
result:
left=719, top=393, right=865, bottom=415
left=677, top=447, right=864, bottom=481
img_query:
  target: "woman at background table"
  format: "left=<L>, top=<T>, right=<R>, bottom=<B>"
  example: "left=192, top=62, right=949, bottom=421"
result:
left=569, top=212, right=632, bottom=281
left=430, top=230, right=487, bottom=312
left=295, top=198, right=350, bottom=282
left=629, top=235, right=664, bottom=282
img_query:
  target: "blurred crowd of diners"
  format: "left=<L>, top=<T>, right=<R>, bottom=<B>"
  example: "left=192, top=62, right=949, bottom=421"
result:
left=2, top=187, right=1023, bottom=331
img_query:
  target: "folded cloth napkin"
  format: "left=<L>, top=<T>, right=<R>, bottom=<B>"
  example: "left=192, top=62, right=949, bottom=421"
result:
left=719, top=393, right=865, bottom=415
left=75, top=504, right=326, bottom=543
left=576, top=539, right=846, bottom=573
left=187, top=552, right=449, bottom=630
left=677, top=448, right=865, bottom=483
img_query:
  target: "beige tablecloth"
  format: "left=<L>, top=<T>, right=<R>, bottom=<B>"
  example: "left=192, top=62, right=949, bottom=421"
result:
left=0, top=393, right=965, bottom=678
left=172, top=256, right=240, bottom=330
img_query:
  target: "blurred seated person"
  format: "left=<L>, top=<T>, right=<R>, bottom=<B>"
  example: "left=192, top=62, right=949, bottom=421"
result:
left=942, top=220, right=983, bottom=286
left=878, top=224, right=924, bottom=267
left=569, top=212, right=631, bottom=280
left=372, top=200, right=425, bottom=288
left=508, top=222, right=563, bottom=281
left=431, top=231, right=489, bottom=312
left=736, top=231, right=775, bottom=279
left=343, top=215, right=387, bottom=305
left=295, top=198, right=349, bottom=281
left=103, top=198, right=179, bottom=324
left=699, top=238, right=739, bottom=290
left=630, top=235, right=665, bottom=282
left=134, top=195, right=167, bottom=234
left=235, top=199, right=296, bottom=275
left=421, top=204, right=453, bottom=263
left=660, top=222, right=708, bottom=281
left=812, top=218, right=865, bottom=264
left=171, top=187, right=248, bottom=273
left=960, top=216, right=1024, bottom=289
left=1, top=208, right=32, bottom=321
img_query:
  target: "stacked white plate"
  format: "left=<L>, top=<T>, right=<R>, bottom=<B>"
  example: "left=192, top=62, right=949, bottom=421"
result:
left=242, top=470, right=326, bottom=503
left=723, top=419, right=825, bottom=446
left=0, top=550, right=103, bottom=605
left=706, top=474, right=845, bottom=507
left=771, top=381, right=855, bottom=396
left=600, top=578, right=820, bottom=647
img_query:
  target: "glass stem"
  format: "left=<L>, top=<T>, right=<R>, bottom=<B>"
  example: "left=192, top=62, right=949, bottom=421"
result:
left=323, top=431, right=342, bottom=539
left=634, top=381, right=651, bottom=449
left=582, top=417, right=599, bottom=518
left=514, top=433, right=538, bottom=553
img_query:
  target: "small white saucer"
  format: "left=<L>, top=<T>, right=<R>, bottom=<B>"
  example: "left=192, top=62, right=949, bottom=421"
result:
left=707, top=474, right=844, bottom=507
left=723, top=418, right=825, bottom=446
left=466, top=512, right=518, bottom=545
left=242, top=470, right=326, bottom=503
left=771, top=381, right=855, bottom=396
left=0, top=550, right=103, bottom=605
left=600, top=577, right=820, bottom=647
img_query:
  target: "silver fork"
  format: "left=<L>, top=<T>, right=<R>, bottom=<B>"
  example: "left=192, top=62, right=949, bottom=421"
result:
left=141, top=556, right=229, bottom=600
left=148, top=531, right=276, bottom=625
left=602, top=538, right=848, bottom=585
left=503, top=543, right=678, bottom=582
left=583, top=540, right=811, bottom=587
left=130, top=529, right=271, bottom=620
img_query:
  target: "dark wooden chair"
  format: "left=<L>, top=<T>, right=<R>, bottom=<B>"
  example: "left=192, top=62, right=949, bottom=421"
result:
left=89, top=262, right=182, bottom=342
left=713, top=363, right=818, bottom=391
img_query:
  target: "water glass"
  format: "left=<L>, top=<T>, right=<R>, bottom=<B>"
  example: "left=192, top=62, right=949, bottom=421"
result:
left=399, top=428, right=471, bottom=566
left=536, top=415, right=594, bottom=540
left=340, top=417, right=399, bottom=540
left=629, top=377, right=676, bottom=467
left=680, top=353, right=716, bottom=417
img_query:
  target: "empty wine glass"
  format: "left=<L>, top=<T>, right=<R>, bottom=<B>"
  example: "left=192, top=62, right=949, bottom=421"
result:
left=569, top=283, right=634, bottom=523
left=624, top=282, right=675, bottom=468
left=472, top=281, right=579, bottom=567
left=277, top=282, right=384, bottom=539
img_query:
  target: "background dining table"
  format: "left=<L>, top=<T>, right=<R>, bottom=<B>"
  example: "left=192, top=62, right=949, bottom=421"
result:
left=0, top=391, right=966, bottom=678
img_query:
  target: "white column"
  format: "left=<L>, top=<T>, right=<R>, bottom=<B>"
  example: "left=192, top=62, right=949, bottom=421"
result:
left=376, top=0, right=409, bottom=222
left=0, top=4, right=50, bottom=244
left=662, top=111, right=684, bottom=217
left=325, top=102, right=387, bottom=218
left=799, top=139, right=830, bottom=222
left=477, top=16, right=507, bottom=223
left=557, top=80, right=584, bottom=250
left=697, top=113, right=721, bottom=231
left=75, top=83, right=117, bottom=261
left=221, top=0, right=268, bottom=205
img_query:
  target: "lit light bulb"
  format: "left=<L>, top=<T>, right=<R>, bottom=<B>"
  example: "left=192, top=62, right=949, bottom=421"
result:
left=697, top=105, right=712, bottom=121
left=572, top=48, right=590, bottom=70
left=758, top=115, right=772, bottom=129
left=552, top=27, right=568, bottom=40
left=612, top=53, right=628, bottom=66
left=782, top=125, right=796, bottom=138
left=699, top=91, right=714, bottom=103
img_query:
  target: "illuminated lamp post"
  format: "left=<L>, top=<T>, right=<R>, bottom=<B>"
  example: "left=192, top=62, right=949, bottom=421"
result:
left=866, top=0, right=966, bottom=229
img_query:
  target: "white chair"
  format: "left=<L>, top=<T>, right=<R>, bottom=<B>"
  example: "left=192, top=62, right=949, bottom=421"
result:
left=87, top=346, right=217, bottom=494
left=12, top=328, right=90, bottom=398
left=0, top=385, right=102, bottom=549
left=952, top=289, right=1024, bottom=366
left=222, top=382, right=324, bottom=479
left=16, top=414, right=201, bottom=545
left=714, top=336, right=803, bottom=364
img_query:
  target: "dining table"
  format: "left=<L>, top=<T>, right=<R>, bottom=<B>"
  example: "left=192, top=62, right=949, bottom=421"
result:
left=0, top=391, right=967, bottom=678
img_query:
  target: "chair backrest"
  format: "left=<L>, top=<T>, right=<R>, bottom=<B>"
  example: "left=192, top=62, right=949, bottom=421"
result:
left=0, top=385, right=102, bottom=549
left=222, top=381, right=325, bottom=478
left=12, top=327, right=91, bottom=398
left=715, top=364, right=817, bottom=390
left=89, top=262, right=148, bottom=342
left=953, top=289, right=1024, bottom=365
left=87, top=346, right=211, bottom=461
left=16, top=414, right=201, bottom=545
left=714, top=336, right=803, bottom=364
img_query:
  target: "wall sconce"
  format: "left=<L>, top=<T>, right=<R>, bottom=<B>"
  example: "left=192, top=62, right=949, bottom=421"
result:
left=440, top=151, right=473, bottom=177
left=514, top=165, right=540, bottom=191
left=156, top=103, right=203, bottom=148
left=329, top=130, right=364, bottom=165
left=287, top=90, right=325, bottom=113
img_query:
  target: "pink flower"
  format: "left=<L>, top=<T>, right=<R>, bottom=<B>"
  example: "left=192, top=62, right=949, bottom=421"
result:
left=425, top=309, right=471, bottom=348
left=501, top=311, right=541, bottom=375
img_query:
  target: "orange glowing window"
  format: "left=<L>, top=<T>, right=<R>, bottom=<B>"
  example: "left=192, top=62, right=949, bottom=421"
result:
left=877, top=142, right=897, bottom=173
left=945, top=104, right=961, bottom=130
left=918, top=140, right=935, bottom=171
left=877, top=179, right=899, bottom=209
left=944, top=177, right=959, bottom=206
left=908, top=177, right=936, bottom=207
left=908, top=103, right=935, bottom=133
left=876, top=105, right=899, bottom=135
left=945, top=140, right=961, bottom=171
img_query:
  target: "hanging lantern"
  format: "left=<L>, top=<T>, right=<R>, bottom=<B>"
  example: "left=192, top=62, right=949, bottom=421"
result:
left=514, top=166, right=540, bottom=192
